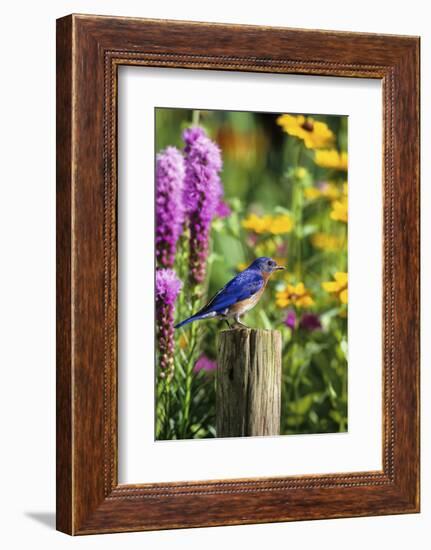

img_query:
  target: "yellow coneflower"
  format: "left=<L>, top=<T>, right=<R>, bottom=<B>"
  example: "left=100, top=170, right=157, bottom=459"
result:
left=276, top=282, right=314, bottom=308
left=322, top=272, right=348, bottom=304
left=277, top=114, right=335, bottom=149
left=304, top=182, right=342, bottom=201
left=311, top=233, right=346, bottom=252
left=242, top=213, right=294, bottom=235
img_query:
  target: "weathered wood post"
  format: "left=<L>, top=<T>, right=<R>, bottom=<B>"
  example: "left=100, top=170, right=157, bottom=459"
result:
left=216, top=328, right=282, bottom=437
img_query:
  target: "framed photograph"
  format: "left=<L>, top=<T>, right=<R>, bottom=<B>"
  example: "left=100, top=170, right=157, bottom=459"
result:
left=56, top=14, right=420, bottom=534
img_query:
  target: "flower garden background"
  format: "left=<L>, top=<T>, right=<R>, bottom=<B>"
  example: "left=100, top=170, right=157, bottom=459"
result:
left=155, top=107, right=348, bottom=440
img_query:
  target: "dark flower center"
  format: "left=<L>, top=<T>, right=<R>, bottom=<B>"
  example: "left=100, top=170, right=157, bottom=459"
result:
left=301, top=119, right=314, bottom=132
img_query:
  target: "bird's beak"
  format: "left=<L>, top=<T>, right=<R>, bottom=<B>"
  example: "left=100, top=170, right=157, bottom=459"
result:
left=275, top=265, right=286, bottom=271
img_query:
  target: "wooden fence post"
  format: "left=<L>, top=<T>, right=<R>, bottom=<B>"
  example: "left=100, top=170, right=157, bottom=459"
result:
left=216, top=328, right=282, bottom=437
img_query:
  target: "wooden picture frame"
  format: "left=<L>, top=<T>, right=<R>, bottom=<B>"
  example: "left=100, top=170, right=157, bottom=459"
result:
left=56, top=14, right=420, bottom=535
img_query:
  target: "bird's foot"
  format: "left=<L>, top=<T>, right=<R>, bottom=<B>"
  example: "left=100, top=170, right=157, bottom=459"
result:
left=234, top=319, right=249, bottom=329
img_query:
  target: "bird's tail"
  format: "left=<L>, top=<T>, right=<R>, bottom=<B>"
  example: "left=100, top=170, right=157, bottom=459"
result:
left=174, top=312, right=212, bottom=329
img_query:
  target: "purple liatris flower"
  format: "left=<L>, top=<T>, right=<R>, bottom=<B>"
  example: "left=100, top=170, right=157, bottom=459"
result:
left=155, top=268, right=182, bottom=376
left=183, top=126, right=223, bottom=284
left=193, top=354, right=217, bottom=373
left=284, top=309, right=297, bottom=330
left=156, top=146, right=185, bottom=268
left=156, top=267, right=182, bottom=305
left=299, top=313, right=322, bottom=331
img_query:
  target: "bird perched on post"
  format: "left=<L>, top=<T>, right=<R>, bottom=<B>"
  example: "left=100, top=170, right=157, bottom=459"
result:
left=175, top=257, right=285, bottom=329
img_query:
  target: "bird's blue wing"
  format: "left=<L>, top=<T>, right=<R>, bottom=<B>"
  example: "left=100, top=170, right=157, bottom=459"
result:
left=199, top=270, right=264, bottom=315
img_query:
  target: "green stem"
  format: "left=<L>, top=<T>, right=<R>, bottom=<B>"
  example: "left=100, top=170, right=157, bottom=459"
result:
left=156, top=370, right=171, bottom=439
left=293, top=144, right=305, bottom=279
left=192, top=109, right=201, bottom=126
left=181, top=320, right=199, bottom=438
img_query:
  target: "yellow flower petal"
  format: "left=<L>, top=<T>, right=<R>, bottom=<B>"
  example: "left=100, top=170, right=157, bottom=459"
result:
left=276, top=294, right=290, bottom=308
left=294, top=282, right=305, bottom=294
left=314, top=149, right=348, bottom=171
left=298, top=295, right=314, bottom=307
left=330, top=197, right=348, bottom=223
left=322, top=273, right=348, bottom=305
left=334, top=272, right=348, bottom=286
left=311, top=233, right=345, bottom=252
left=304, top=182, right=343, bottom=202
left=268, top=214, right=294, bottom=234
left=242, top=213, right=293, bottom=235
left=322, top=281, right=339, bottom=293
left=304, top=188, right=321, bottom=200
left=339, top=289, right=348, bottom=304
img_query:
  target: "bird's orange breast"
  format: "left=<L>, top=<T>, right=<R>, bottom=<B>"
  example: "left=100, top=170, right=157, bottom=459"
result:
left=262, top=270, right=273, bottom=283
left=229, top=282, right=267, bottom=315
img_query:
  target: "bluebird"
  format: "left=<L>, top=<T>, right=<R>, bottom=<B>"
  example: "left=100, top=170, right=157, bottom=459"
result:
left=175, top=257, right=285, bottom=329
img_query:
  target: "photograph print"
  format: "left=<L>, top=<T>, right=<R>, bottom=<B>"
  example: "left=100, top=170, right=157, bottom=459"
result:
left=155, top=107, right=348, bottom=441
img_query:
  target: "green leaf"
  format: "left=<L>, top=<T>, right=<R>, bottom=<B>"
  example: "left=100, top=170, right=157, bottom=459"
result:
left=288, top=392, right=319, bottom=415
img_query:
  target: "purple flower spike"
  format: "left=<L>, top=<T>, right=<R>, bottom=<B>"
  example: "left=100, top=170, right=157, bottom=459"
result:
left=156, top=146, right=185, bottom=268
left=194, top=354, right=217, bottom=373
left=183, top=126, right=223, bottom=284
left=284, top=309, right=297, bottom=330
left=156, top=268, right=182, bottom=376
left=156, top=268, right=182, bottom=304
left=299, top=313, right=322, bottom=331
left=183, top=126, right=207, bottom=146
